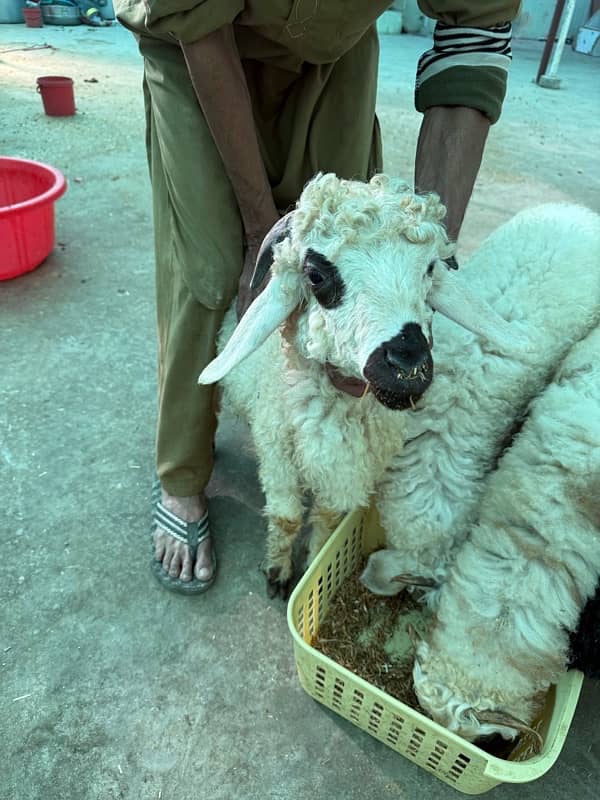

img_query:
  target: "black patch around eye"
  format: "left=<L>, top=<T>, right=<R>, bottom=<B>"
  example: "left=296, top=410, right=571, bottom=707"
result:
left=426, top=261, right=435, bottom=277
left=302, top=248, right=345, bottom=308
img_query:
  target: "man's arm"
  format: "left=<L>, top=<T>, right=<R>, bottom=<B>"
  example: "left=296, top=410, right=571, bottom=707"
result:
left=415, top=106, right=489, bottom=243
left=413, top=8, right=519, bottom=242
left=180, top=26, right=279, bottom=315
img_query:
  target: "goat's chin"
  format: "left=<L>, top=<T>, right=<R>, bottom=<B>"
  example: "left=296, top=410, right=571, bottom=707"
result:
left=365, top=353, right=433, bottom=410
left=370, top=385, right=430, bottom=410
left=369, top=373, right=432, bottom=410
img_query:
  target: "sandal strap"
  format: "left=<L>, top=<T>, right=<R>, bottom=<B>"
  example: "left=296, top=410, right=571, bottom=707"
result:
left=154, top=502, right=210, bottom=555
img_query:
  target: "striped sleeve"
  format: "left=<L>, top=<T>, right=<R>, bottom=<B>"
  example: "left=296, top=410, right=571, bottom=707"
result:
left=415, top=21, right=513, bottom=124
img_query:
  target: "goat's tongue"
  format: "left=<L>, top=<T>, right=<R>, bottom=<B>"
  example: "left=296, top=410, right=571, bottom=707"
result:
left=325, top=363, right=369, bottom=398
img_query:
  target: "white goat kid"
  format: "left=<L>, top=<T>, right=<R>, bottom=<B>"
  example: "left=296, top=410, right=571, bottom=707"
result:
left=362, top=203, right=600, bottom=600
left=412, top=324, right=600, bottom=748
left=199, top=173, right=523, bottom=598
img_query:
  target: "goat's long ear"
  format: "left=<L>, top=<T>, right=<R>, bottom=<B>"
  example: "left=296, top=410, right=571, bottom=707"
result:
left=198, top=273, right=301, bottom=384
left=427, top=265, right=532, bottom=355
left=250, top=212, right=295, bottom=290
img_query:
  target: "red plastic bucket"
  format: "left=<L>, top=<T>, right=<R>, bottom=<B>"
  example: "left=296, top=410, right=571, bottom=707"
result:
left=36, top=76, right=76, bottom=117
left=23, top=7, right=44, bottom=27
left=0, top=157, right=67, bottom=280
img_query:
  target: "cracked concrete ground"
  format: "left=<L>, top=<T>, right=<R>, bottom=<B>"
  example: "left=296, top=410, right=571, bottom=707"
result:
left=1, top=20, right=599, bottom=800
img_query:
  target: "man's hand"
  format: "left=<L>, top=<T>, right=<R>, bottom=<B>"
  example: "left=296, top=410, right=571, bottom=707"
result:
left=236, top=238, right=268, bottom=320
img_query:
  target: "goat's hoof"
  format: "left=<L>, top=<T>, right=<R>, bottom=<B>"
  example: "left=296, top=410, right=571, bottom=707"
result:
left=264, top=566, right=292, bottom=601
left=392, top=573, right=438, bottom=589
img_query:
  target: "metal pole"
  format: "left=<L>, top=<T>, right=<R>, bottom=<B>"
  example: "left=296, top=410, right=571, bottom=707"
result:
left=536, top=0, right=566, bottom=84
left=543, top=0, right=577, bottom=85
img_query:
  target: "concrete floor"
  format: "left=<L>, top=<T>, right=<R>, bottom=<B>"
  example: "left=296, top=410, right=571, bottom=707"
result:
left=1, top=20, right=599, bottom=800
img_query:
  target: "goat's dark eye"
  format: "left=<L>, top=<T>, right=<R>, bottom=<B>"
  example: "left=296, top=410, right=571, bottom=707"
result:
left=302, top=248, right=345, bottom=308
left=426, top=261, right=435, bottom=277
left=303, top=249, right=333, bottom=287
left=307, top=268, right=325, bottom=286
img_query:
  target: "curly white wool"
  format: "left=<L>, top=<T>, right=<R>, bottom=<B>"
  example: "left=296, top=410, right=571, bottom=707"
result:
left=289, top=173, right=453, bottom=259
left=413, top=324, right=600, bottom=741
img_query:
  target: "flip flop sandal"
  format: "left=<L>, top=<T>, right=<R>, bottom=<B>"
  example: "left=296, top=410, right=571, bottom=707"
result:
left=151, top=482, right=217, bottom=595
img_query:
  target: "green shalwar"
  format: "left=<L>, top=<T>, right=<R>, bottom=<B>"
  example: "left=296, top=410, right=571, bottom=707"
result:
left=115, top=0, right=519, bottom=496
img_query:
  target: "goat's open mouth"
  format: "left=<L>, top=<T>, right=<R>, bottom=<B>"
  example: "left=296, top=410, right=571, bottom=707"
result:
left=366, top=354, right=433, bottom=410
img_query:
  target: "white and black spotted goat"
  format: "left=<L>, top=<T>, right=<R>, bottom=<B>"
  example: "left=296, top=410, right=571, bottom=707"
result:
left=199, top=173, right=526, bottom=597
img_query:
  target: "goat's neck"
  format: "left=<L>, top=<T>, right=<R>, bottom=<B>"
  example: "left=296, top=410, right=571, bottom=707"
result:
left=280, top=317, right=369, bottom=400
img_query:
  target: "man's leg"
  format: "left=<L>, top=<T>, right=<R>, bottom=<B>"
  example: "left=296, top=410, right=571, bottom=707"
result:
left=415, top=106, right=490, bottom=243
left=141, top=37, right=243, bottom=585
left=154, top=274, right=224, bottom=583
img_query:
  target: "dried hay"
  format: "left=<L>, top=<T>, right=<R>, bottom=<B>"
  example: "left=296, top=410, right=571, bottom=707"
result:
left=312, top=558, right=430, bottom=709
left=312, top=558, right=517, bottom=760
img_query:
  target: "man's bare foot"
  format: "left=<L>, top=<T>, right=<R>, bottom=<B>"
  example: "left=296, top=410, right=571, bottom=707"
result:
left=153, top=490, right=214, bottom=582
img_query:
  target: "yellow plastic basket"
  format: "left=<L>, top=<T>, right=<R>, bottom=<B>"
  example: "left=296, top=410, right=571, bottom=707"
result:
left=287, top=507, right=583, bottom=795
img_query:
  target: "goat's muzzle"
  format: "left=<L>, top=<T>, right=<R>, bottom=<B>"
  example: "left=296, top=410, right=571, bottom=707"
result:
left=364, top=324, right=433, bottom=410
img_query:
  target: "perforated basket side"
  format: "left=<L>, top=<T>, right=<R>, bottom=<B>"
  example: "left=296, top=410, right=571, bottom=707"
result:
left=291, top=508, right=367, bottom=644
left=294, top=639, right=498, bottom=792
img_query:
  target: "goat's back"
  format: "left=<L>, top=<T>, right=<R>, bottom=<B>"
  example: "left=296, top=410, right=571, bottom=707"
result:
left=462, top=203, right=600, bottom=334
left=378, top=203, right=600, bottom=561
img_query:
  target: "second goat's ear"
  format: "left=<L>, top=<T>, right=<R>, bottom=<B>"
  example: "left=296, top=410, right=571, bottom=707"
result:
left=250, top=213, right=295, bottom=290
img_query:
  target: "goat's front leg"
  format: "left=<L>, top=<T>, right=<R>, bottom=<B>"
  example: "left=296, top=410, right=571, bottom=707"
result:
left=358, top=490, right=459, bottom=605
left=263, top=511, right=304, bottom=599
left=307, top=503, right=345, bottom=566
left=257, top=447, right=304, bottom=600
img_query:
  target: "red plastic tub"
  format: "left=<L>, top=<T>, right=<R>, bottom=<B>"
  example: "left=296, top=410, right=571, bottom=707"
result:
left=37, top=76, right=76, bottom=117
left=0, top=157, right=67, bottom=280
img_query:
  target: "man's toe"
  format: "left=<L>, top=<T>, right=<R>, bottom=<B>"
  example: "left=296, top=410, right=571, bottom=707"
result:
left=168, top=552, right=182, bottom=578
left=154, top=535, right=166, bottom=561
left=162, top=547, right=173, bottom=573
left=195, top=544, right=213, bottom=581
left=180, top=552, right=193, bottom=582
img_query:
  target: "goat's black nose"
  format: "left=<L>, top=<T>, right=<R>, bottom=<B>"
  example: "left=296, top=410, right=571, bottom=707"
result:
left=383, top=323, right=429, bottom=372
left=384, top=347, right=407, bottom=370
left=364, top=322, right=433, bottom=410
